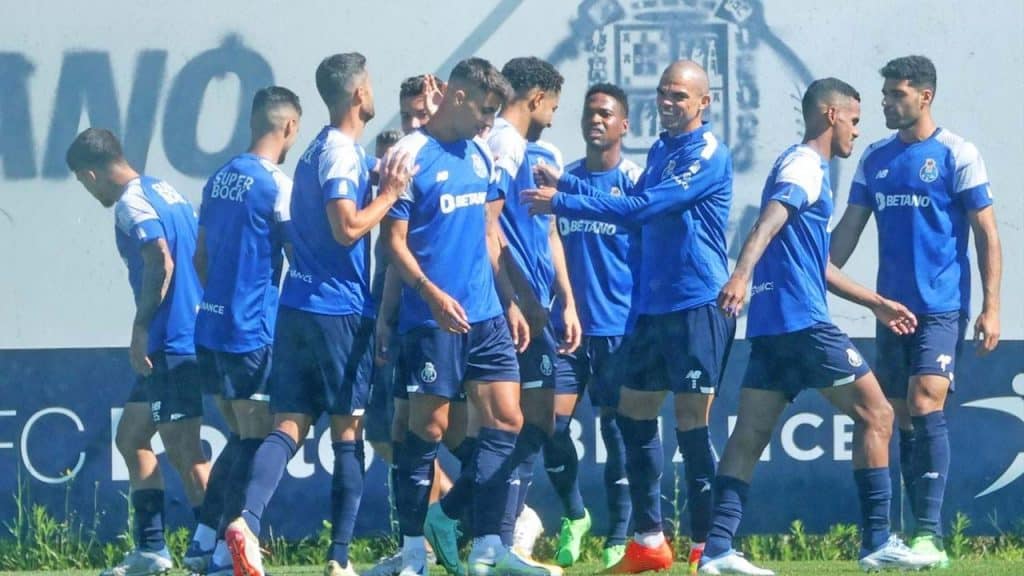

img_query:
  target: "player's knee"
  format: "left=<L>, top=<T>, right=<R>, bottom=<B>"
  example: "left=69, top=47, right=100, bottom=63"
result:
left=490, top=406, right=523, bottom=433
left=859, top=400, right=894, bottom=440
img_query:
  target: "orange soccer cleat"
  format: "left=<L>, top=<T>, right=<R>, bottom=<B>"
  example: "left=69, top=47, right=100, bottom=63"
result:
left=603, top=539, right=674, bottom=574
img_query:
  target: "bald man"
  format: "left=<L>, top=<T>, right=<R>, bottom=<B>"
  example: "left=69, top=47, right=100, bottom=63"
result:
left=525, top=60, right=735, bottom=574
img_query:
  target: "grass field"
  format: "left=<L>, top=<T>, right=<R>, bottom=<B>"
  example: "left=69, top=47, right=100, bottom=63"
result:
left=3, top=559, right=1024, bottom=576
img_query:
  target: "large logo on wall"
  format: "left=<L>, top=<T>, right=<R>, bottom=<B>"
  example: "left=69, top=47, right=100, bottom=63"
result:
left=962, top=374, right=1024, bottom=498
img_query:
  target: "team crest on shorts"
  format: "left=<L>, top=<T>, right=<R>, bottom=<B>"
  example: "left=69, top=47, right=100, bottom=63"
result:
left=420, top=362, right=438, bottom=384
left=919, top=158, right=939, bottom=183
left=540, top=354, right=554, bottom=376
left=471, top=154, right=488, bottom=179
left=846, top=348, right=863, bottom=368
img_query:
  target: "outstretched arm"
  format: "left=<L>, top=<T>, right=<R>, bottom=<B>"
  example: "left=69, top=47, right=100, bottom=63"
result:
left=717, top=201, right=790, bottom=317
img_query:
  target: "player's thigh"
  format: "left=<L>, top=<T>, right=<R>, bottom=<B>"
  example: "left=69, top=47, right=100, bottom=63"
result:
left=908, top=374, right=951, bottom=416
left=660, top=304, right=736, bottom=398
left=464, top=315, right=523, bottom=434
left=268, top=308, right=320, bottom=416
left=874, top=322, right=912, bottom=400
left=444, top=399, right=468, bottom=450
left=392, top=397, right=410, bottom=443
left=719, top=388, right=788, bottom=480
left=906, top=311, right=965, bottom=415
left=618, top=388, right=668, bottom=420
left=819, top=371, right=894, bottom=432
left=407, top=394, right=451, bottom=442
left=117, top=400, right=157, bottom=450
left=674, top=393, right=714, bottom=432
left=467, top=379, right=522, bottom=433
left=320, top=315, right=375, bottom=419
left=146, top=353, right=205, bottom=427
left=329, top=413, right=364, bottom=443
left=587, top=335, right=624, bottom=412
left=231, top=398, right=273, bottom=439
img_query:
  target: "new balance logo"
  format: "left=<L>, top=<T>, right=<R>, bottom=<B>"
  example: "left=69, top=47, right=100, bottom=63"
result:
left=436, top=170, right=449, bottom=182
left=875, top=169, right=889, bottom=179
left=698, top=478, right=712, bottom=493
left=546, top=465, right=565, bottom=473
left=686, top=370, right=703, bottom=383
left=937, top=354, right=953, bottom=372
left=922, top=472, right=940, bottom=480
left=615, top=478, right=629, bottom=486
left=415, top=479, right=431, bottom=487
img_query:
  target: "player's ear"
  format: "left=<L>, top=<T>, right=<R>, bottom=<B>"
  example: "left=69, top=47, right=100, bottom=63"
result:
left=699, top=92, right=711, bottom=111
left=529, top=89, right=546, bottom=110
left=452, top=88, right=467, bottom=107
left=620, top=116, right=630, bottom=137
left=825, top=105, right=838, bottom=126
left=920, top=87, right=934, bottom=107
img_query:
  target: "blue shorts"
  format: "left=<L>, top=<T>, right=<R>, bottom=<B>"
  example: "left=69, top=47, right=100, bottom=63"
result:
left=555, top=335, right=624, bottom=407
left=197, top=345, right=272, bottom=402
left=138, top=352, right=205, bottom=424
left=875, top=311, right=967, bottom=398
left=400, top=315, right=520, bottom=400
left=519, top=323, right=559, bottom=392
left=269, top=307, right=375, bottom=416
left=620, top=304, right=736, bottom=395
left=365, top=328, right=399, bottom=443
left=743, top=323, right=871, bottom=401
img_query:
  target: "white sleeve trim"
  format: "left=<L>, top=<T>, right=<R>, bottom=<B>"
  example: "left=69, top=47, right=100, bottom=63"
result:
left=114, top=184, right=158, bottom=234
left=776, top=147, right=824, bottom=205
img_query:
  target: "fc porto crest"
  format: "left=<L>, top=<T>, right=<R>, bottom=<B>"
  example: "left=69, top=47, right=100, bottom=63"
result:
left=919, top=158, right=939, bottom=183
left=846, top=348, right=863, bottom=368
left=420, top=361, right=438, bottom=384
left=471, top=153, right=489, bottom=179
left=540, top=354, right=554, bottom=376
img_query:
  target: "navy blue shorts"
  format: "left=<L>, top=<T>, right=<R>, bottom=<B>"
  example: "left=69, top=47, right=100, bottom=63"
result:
left=400, top=315, right=520, bottom=400
left=743, top=323, right=872, bottom=401
left=365, top=328, right=399, bottom=443
left=875, top=311, right=967, bottom=398
left=555, top=335, right=624, bottom=407
left=620, top=304, right=736, bottom=395
left=519, top=323, right=559, bottom=392
left=138, top=352, right=205, bottom=424
left=269, top=307, right=375, bottom=416
left=197, top=345, right=272, bottom=402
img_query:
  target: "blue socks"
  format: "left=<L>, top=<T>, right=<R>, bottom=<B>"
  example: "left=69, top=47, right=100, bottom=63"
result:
left=705, top=475, right=748, bottom=558
left=441, top=437, right=477, bottom=520
left=241, top=430, right=298, bottom=536
left=854, top=467, right=892, bottom=553
left=898, top=428, right=916, bottom=528
left=912, top=411, right=948, bottom=536
left=474, top=427, right=518, bottom=538
left=544, top=414, right=585, bottom=520
left=131, top=489, right=166, bottom=552
left=397, top=433, right=439, bottom=539
left=220, top=438, right=262, bottom=536
left=502, top=423, right=547, bottom=545
left=329, top=440, right=365, bottom=566
left=677, top=427, right=717, bottom=543
left=600, top=414, right=631, bottom=546
left=617, top=414, right=662, bottom=534
left=198, top=434, right=239, bottom=533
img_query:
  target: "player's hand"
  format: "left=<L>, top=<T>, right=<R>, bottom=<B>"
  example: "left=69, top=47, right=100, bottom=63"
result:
left=422, top=74, right=446, bottom=116
left=129, top=324, right=153, bottom=377
left=974, top=309, right=1000, bottom=355
left=375, top=317, right=395, bottom=365
left=717, top=274, right=748, bottom=318
left=506, top=301, right=531, bottom=353
left=873, top=298, right=918, bottom=336
left=532, top=163, right=561, bottom=188
left=379, top=148, right=418, bottom=200
left=559, top=304, right=582, bottom=354
left=521, top=188, right=558, bottom=216
left=423, top=283, right=470, bottom=334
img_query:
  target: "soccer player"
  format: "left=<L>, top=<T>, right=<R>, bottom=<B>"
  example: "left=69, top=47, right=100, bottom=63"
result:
left=187, top=86, right=301, bottom=576
left=701, top=78, right=932, bottom=575
left=830, top=55, right=1002, bottom=568
left=384, top=57, right=549, bottom=576
left=525, top=60, right=734, bottom=574
left=532, top=83, right=640, bottom=570
left=224, top=53, right=415, bottom=576
left=66, top=128, right=210, bottom=576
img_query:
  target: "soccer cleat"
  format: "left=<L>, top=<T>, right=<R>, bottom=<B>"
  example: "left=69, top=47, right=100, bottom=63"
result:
left=699, top=549, right=774, bottom=575
left=225, top=517, right=264, bottom=576
left=554, top=508, right=592, bottom=567
left=513, top=504, right=545, bottom=557
left=324, top=560, right=358, bottom=576
left=468, top=543, right=553, bottom=576
left=909, top=534, right=951, bottom=569
left=99, top=547, right=173, bottom=576
left=423, top=502, right=464, bottom=575
left=602, top=544, right=626, bottom=570
left=513, top=547, right=564, bottom=575
left=361, top=551, right=404, bottom=576
left=688, top=542, right=705, bottom=575
left=604, top=539, right=673, bottom=574
left=858, top=535, right=937, bottom=571
left=183, top=540, right=214, bottom=573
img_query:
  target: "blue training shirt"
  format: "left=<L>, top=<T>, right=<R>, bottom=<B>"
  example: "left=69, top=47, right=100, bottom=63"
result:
left=280, top=126, right=374, bottom=317
left=550, top=123, right=732, bottom=316
left=195, top=153, right=292, bottom=353
left=387, top=130, right=503, bottom=333
left=849, top=128, right=992, bottom=314
left=553, top=158, right=641, bottom=336
left=114, top=176, right=202, bottom=355
left=746, top=144, right=833, bottom=338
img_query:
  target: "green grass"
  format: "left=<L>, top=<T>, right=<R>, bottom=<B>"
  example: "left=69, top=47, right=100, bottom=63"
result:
left=3, top=558, right=1024, bottom=575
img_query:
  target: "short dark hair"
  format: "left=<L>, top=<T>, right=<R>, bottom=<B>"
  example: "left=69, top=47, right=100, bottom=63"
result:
left=400, top=76, right=427, bottom=100
left=880, top=55, right=937, bottom=92
left=449, top=57, right=512, bottom=104
left=252, top=85, right=302, bottom=118
left=585, top=82, right=629, bottom=116
left=501, top=57, right=564, bottom=97
left=376, top=129, right=403, bottom=149
left=801, top=77, right=860, bottom=120
left=65, top=128, right=124, bottom=172
left=315, top=52, right=367, bottom=108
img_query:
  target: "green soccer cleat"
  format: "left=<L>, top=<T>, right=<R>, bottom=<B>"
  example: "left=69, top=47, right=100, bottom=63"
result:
left=910, top=534, right=951, bottom=569
left=602, top=544, right=626, bottom=570
left=424, top=502, right=464, bottom=575
left=554, top=509, right=592, bottom=567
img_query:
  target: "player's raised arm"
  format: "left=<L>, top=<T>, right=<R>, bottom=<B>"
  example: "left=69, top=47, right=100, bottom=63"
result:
left=969, top=205, right=1002, bottom=354
left=717, top=200, right=789, bottom=317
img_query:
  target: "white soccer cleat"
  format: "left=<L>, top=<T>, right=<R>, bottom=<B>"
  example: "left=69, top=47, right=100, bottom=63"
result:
left=324, top=559, right=359, bottom=576
left=362, top=551, right=404, bottom=576
left=513, top=504, right=545, bottom=557
left=225, top=517, right=264, bottom=576
left=858, top=535, right=935, bottom=571
left=699, top=549, right=775, bottom=575
left=99, top=547, right=173, bottom=576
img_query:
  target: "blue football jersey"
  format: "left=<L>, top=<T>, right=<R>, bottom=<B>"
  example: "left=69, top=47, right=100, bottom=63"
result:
left=113, top=176, right=202, bottom=355
left=550, top=123, right=732, bottom=315
left=490, top=119, right=560, bottom=308
left=195, top=153, right=291, bottom=353
left=280, top=126, right=374, bottom=317
left=746, top=144, right=832, bottom=338
left=553, top=158, right=641, bottom=336
left=387, top=130, right=503, bottom=333
left=849, top=128, right=992, bottom=314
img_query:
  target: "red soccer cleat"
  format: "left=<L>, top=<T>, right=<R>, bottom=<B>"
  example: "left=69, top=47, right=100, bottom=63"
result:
left=603, top=539, right=674, bottom=574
